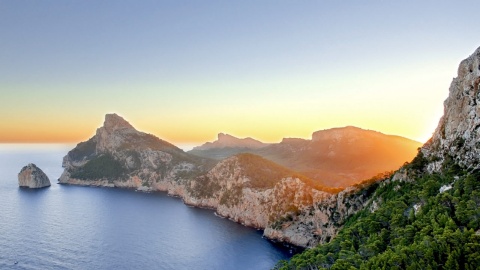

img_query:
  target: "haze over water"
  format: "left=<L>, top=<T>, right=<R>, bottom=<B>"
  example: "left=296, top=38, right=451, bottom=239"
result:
left=0, top=145, right=291, bottom=269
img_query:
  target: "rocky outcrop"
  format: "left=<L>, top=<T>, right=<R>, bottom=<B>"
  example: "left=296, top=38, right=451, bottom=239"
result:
left=18, top=163, right=51, bottom=188
left=422, top=46, right=480, bottom=173
left=59, top=113, right=214, bottom=196
left=264, top=186, right=372, bottom=248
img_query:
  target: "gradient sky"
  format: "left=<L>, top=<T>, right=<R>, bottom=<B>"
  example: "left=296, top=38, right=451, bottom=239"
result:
left=2, top=1, right=480, bottom=146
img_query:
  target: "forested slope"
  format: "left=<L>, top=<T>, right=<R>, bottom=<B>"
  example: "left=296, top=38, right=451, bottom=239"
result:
left=275, top=155, right=480, bottom=269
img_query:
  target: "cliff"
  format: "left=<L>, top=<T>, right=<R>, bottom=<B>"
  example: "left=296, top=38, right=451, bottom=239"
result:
left=59, top=113, right=214, bottom=195
left=421, top=47, right=480, bottom=173
left=18, top=163, right=51, bottom=188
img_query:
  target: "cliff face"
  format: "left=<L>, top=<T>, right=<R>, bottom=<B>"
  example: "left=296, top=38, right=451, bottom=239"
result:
left=59, top=113, right=213, bottom=195
left=422, top=47, right=480, bottom=172
left=183, top=154, right=329, bottom=229
left=18, top=163, right=51, bottom=188
left=182, top=153, right=375, bottom=248
left=264, top=184, right=374, bottom=248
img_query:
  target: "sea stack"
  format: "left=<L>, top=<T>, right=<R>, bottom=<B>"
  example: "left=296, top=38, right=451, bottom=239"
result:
left=18, top=163, right=51, bottom=188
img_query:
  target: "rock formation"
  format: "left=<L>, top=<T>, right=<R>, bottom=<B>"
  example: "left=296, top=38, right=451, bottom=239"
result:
left=59, top=113, right=215, bottom=194
left=422, top=46, right=480, bottom=173
left=18, top=163, right=51, bottom=188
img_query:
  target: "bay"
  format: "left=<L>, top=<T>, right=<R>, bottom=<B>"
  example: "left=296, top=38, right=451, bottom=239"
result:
left=0, top=144, right=291, bottom=269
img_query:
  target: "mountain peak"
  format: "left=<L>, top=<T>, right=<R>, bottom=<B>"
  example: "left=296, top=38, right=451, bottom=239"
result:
left=312, top=126, right=375, bottom=141
left=103, top=113, right=135, bottom=133
left=192, top=133, right=267, bottom=151
left=218, top=133, right=234, bottom=140
left=422, top=45, right=480, bottom=172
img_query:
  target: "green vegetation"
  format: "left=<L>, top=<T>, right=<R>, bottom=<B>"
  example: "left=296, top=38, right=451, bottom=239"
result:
left=219, top=186, right=243, bottom=207
left=68, top=138, right=96, bottom=161
left=275, top=163, right=480, bottom=269
left=71, top=154, right=127, bottom=180
left=186, top=175, right=221, bottom=199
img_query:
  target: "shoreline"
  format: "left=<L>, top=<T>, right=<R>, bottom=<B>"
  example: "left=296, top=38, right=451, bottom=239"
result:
left=57, top=180, right=304, bottom=254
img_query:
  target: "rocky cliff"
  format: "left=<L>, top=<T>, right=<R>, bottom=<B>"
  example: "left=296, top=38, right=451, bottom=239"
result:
left=18, top=163, right=51, bottom=188
left=182, top=153, right=378, bottom=248
left=422, top=46, right=480, bottom=173
left=59, top=113, right=214, bottom=195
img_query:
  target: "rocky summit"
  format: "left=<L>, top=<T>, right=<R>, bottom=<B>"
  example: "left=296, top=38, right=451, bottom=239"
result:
left=18, top=163, right=51, bottom=188
left=422, top=46, right=480, bottom=173
left=59, top=113, right=214, bottom=194
left=193, top=133, right=267, bottom=150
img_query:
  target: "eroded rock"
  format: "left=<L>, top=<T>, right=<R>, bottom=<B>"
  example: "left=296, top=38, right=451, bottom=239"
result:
left=18, top=163, right=51, bottom=188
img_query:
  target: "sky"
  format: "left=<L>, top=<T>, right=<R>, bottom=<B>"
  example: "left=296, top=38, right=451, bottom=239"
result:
left=1, top=1, right=480, bottom=147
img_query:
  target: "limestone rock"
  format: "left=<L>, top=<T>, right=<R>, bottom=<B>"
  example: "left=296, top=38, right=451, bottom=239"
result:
left=18, top=163, right=51, bottom=188
left=422, top=46, right=480, bottom=172
left=59, top=113, right=214, bottom=194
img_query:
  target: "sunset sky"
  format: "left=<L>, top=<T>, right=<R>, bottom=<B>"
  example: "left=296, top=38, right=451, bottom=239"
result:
left=2, top=1, right=480, bottom=147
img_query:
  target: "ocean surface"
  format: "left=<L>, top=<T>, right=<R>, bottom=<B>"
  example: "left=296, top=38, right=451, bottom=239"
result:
left=0, top=144, right=292, bottom=270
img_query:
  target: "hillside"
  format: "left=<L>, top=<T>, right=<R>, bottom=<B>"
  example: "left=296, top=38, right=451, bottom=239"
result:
left=190, top=127, right=421, bottom=188
left=275, top=46, right=480, bottom=269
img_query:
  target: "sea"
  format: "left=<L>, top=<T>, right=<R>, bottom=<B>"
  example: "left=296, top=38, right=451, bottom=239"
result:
left=0, top=144, right=292, bottom=270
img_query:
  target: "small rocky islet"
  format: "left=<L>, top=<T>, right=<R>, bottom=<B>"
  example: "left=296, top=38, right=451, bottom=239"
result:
left=18, top=163, right=51, bottom=189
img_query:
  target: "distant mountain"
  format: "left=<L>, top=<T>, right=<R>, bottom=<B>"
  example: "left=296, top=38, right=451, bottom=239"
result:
left=189, top=133, right=269, bottom=160
left=193, top=133, right=267, bottom=150
left=190, top=126, right=422, bottom=188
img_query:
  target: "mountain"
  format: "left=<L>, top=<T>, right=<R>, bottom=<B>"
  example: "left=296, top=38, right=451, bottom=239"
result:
left=193, top=133, right=268, bottom=150
left=59, top=113, right=215, bottom=193
left=276, top=47, right=480, bottom=269
left=188, top=133, right=269, bottom=160
left=190, top=126, right=421, bottom=188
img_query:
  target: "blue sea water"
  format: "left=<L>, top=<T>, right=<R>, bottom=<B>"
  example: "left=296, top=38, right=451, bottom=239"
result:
left=0, top=145, right=291, bottom=270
